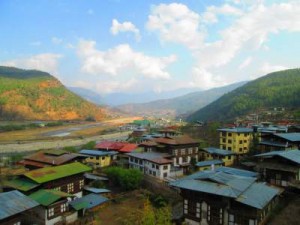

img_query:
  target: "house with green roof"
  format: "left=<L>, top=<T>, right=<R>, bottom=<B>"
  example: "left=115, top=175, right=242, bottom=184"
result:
left=3, top=162, right=92, bottom=198
left=170, top=169, right=281, bottom=225
left=29, top=189, right=78, bottom=225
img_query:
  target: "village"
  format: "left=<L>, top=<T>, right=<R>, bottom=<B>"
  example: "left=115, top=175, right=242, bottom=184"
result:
left=0, top=118, right=300, bottom=225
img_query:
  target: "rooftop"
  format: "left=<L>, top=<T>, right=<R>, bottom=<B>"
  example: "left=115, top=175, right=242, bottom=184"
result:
left=153, top=135, right=199, bottom=145
left=171, top=170, right=279, bottom=209
left=127, top=152, right=172, bottom=165
left=79, top=149, right=118, bottom=156
left=69, top=193, right=108, bottom=210
left=202, top=147, right=236, bottom=156
left=255, top=150, right=300, bottom=165
left=273, top=133, right=300, bottom=142
left=95, top=141, right=138, bottom=153
left=218, top=127, right=253, bottom=133
left=196, top=160, right=224, bottom=167
left=0, top=190, right=39, bottom=220
left=3, top=178, right=39, bottom=191
left=29, top=189, right=73, bottom=206
left=24, top=162, right=92, bottom=184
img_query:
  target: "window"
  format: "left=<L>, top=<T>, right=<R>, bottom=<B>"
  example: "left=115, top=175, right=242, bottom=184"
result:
left=249, top=219, right=256, bottom=225
left=79, top=179, right=84, bottom=189
left=67, top=183, right=74, bottom=193
left=207, top=205, right=211, bottom=221
left=61, top=203, right=66, bottom=212
left=188, top=148, right=193, bottom=154
left=239, top=140, right=243, bottom=144
left=54, top=186, right=61, bottom=191
left=181, top=149, right=185, bottom=155
left=48, top=208, right=54, bottom=217
left=174, top=149, right=178, bottom=155
left=239, top=148, right=242, bottom=152
left=228, top=133, right=232, bottom=137
left=156, top=165, right=159, bottom=169
left=13, top=222, right=21, bottom=225
left=228, top=214, right=234, bottom=225
left=222, top=138, right=226, bottom=143
left=228, top=156, right=231, bottom=160
left=228, top=147, right=232, bottom=150
left=228, top=140, right=232, bottom=144
left=102, top=156, right=105, bottom=160
left=244, top=147, right=247, bottom=150
left=163, top=165, right=168, bottom=170
left=244, top=140, right=247, bottom=143
left=163, top=172, right=168, bottom=178
left=152, top=164, right=155, bottom=168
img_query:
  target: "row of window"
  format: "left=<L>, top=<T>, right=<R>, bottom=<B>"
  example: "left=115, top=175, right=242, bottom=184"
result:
left=48, top=203, right=67, bottom=218
left=174, top=148, right=198, bottom=156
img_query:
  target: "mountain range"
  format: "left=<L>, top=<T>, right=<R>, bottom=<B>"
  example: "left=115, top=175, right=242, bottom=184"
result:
left=0, top=66, right=107, bottom=121
left=188, top=68, right=300, bottom=122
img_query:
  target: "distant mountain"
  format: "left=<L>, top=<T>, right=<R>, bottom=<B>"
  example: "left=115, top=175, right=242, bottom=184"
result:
left=187, top=69, right=300, bottom=122
left=116, top=81, right=247, bottom=117
left=0, top=66, right=107, bottom=121
left=102, top=88, right=202, bottom=106
left=68, top=86, right=105, bottom=105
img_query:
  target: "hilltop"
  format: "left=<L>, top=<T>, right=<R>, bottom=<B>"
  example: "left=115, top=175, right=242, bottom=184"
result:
left=187, top=69, right=300, bottom=122
left=0, top=66, right=107, bottom=121
left=116, top=82, right=246, bottom=118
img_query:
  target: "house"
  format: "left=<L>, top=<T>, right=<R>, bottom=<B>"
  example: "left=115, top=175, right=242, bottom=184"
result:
left=79, top=149, right=118, bottom=168
left=195, top=160, right=224, bottom=171
left=140, top=135, right=200, bottom=174
left=127, top=152, right=173, bottom=180
left=170, top=169, right=280, bottom=225
left=258, top=133, right=300, bottom=152
left=218, top=127, right=253, bottom=155
left=0, top=190, right=39, bottom=225
left=29, top=189, right=77, bottom=225
left=18, top=149, right=85, bottom=170
left=4, top=162, right=91, bottom=197
left=95, top=141, right=138, bottom=153
left=255, top=150, right=300, bottom=188
left=199, top=147, right=236, bottom=166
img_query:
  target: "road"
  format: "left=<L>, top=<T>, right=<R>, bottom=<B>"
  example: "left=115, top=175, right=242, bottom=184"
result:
left=0, top=131, right=131, bottom=153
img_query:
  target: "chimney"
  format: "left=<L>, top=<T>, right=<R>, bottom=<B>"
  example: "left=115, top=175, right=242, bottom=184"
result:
left=211, top=163, right=215, bottom=171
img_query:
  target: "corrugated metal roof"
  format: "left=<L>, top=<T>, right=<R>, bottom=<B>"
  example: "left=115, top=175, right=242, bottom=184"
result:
left=69, top=194, right=108, bottom=210
left=24, top=162, right=92, bottom=183
left=259, top=141, right=287, bottom=147
left=171, top=170, right=280, bottom=209
left=84, top=187, right=111, bottom=194
left=274, top=133, right=300, bottom=142
left=218, top=128, right=253, bottom=133
left=29, top=189, right=73, bottom=206
left=127, top=152, right=172, bottom=164
left=0, top=190, right=39, bottom=220
left=255, top=150, right=300, bottom=164
left=3, top=178, right=39, bottom=191
left=196, top=160, right=223, bottom=167
left=84, top=173, right=109, bottom=181
left=79, top=150, right=118, bottom=156
left=215, top=167, right=258, bottom=178
left=236, top=183, right=280, bottom=209
left=202, top=147, right=236, bottom=156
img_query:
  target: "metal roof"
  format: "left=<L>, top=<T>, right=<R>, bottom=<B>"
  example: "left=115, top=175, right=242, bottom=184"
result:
left=126, top=152, right=172, bottom=164
left=202, top=147, right=236, bottom=156
left=0, top=190, right=39, bottom=220
left=274, top=133, right=300, bottom=142
left=196, top=160, right=223, bottom=167
left=29, top=189, right=73, bottom=206
left=215, top=167, right=258, bottom=178
left=3, top=178, right=39, bottom=191
left=236, top=182, right=280, bottom=209
left=255, top=150, right=300, bottom=165
left=171, top=170, right=280, bottom=209
left=79, top=150, right=118, bottom=156
left=259, top=141, right=287, bottom=147
left=84, top=173, right=109, bottom=181
left=69, top=194, right=108, bottom=210
left=218, top=128, right=253, bottom=133
left=83, top=186, right=111, bottom=194
left=24, top=162, right=92, bottom=183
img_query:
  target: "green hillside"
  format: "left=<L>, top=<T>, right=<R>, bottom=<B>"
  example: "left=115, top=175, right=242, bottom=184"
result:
left=187, top=69, right=300, bottom=122
left=0, top=66, right=107, bottom=121
left=116, top=82, right=246, bottom=117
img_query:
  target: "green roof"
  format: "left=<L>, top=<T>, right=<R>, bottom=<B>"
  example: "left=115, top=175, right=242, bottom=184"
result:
left=4, top=178, right=39, bottom=191
left=29, top=189, right=73, bottom=206
left=44, top=149, right=67, bottom=156
left=24, top=162, right=92, bottom=183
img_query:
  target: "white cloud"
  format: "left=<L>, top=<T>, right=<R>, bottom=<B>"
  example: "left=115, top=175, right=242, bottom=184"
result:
left=52, top=37, right=63, bottom=45
left=258, top=62, right=289, bottom=77
left=202, top=4, right=243, bottom=24
left=238, top=56, right=253, bottom=70
left=110, top=19, right=141, bottom=41
left=146, top=3, right=205, bottom=49
left=189, top=67, right=224, bottom=90
left=77, top=40, right=176, bottom=79
left=95, top=78, right=138, bottom=94
left=1, top=53, right=62, bottom=75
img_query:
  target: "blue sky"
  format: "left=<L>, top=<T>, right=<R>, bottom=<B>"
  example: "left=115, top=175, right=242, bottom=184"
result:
left=1, top=0, right=299, bottom=95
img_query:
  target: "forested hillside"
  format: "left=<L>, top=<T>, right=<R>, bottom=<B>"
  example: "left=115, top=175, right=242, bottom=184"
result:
left=0, top=66, right=107, bottom=121
left=187, top=69, right=300, bottom=122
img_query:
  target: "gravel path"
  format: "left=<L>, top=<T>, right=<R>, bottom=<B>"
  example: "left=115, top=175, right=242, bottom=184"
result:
left=0, top=131, right=131, bottom=153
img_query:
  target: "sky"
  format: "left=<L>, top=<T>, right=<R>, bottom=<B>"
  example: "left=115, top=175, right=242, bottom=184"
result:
left=0, top=0, right=300, bottom=95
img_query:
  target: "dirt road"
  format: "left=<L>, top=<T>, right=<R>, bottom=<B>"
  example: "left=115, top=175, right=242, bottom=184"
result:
left=0, top=131, right=131, bottom=153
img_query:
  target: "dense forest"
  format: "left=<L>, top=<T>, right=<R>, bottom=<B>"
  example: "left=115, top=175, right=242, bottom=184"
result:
left=187, top=69, right=300, bottom=122
left=0, top=66, right=107, bottom=121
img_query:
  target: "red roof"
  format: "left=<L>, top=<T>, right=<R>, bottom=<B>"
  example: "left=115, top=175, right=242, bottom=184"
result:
left=153, top=135, right=199, bottom=145
left=96, top=141, right=138, bottom=153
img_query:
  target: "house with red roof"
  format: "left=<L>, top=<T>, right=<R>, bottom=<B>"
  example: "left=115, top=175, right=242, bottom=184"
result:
left=95, top=141, right=138, bottom=153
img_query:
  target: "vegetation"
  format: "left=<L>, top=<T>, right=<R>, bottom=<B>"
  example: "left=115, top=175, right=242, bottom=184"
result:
left=188, top=69, right=300, bottom=122
left=104, top=166, right=143, bottom=191
left=0, top=66, right=106, bottom=121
